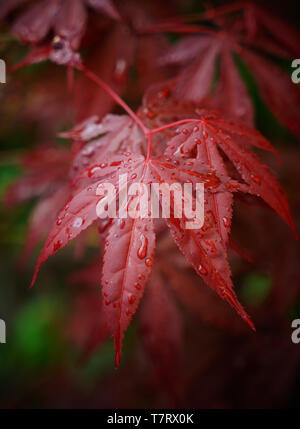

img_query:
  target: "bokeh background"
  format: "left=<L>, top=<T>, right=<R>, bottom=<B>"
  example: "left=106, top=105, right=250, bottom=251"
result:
left=0, top=0, right=300, bottom=408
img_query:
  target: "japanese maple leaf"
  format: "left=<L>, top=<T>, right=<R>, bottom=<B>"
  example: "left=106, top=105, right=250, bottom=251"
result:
left=1, top=0, right=120, bottom=49
left=12, top=24, right=136, bottom=120
left=5, top=0, right=122, bottom=73
left=21, top=184, right=71, bottom=263
left=98, top=154, right=233, bottom=365
left=4, top=145, right=70, bottom=207
left=163, top=112, right=296, bottom=239
left=241, top=3, right=300, bottom=58
left=69, top=253, right=183, bottom=375
left=59, top=114, right=147, bottom=177
left=4, top=145, right=72, bottom=260
left=139, top=267, right=183, bottom=382
left=68, top=259, right=111, bottom=362
left=31, top=113, right=249, bottom=366
left=158, top=4, right=300, bottom=136
left=30, top=95, right=297, bottom=365
left=139, top=88, right=296, bottom=239
left=30, top=152, right=155, bottom=366
left=160, top=249, right=248, bottom=334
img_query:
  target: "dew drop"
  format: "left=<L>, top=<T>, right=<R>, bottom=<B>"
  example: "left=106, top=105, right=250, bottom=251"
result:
left=137, top=234, right=148, bottom=259
left=198, top=264, right=208, bottom=275
left=113, top=58, right=127, bottom=82
left=222, top=216, right=230, bottom=227
left=88, top=166, right=100, bottom=177
left=128, top=294, right=136, bottom=305
left=73, top=217, right=83, bottom=228
left=145, top=257, right=153, bottom=267
left=82, top=145, right=95, bottom=157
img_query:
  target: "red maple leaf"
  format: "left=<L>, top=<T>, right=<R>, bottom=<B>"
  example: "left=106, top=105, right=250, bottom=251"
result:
left=28, top=98, right=296, bottom=365
left=2, top=0, right=120, bottom=48
left=156, top=3, right=300, bottom=136
left=4, top=1, right=298, bottom=371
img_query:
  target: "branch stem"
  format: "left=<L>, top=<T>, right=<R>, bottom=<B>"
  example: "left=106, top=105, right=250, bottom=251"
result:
left=150, top=119, right=199, bottom=135
left=77, top=63, right=148, bottom=134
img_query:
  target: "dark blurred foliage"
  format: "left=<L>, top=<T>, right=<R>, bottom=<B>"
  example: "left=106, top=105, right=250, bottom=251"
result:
left=0, top=0, right=300, bottom=409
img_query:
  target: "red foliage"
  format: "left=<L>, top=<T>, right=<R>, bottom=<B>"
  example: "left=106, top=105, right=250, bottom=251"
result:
left=2, top=0, right=299, bottom=369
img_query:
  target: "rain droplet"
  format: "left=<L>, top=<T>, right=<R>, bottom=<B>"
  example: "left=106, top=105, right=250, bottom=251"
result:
left=222, top=216, right=230, bottom=227
left=128, top=294, right=136, bottom=304
left=73, top=217, right=83, bottom=228
left=88, top=166, right=100, bottom=177
left=145, top=257, right=153, bottom=267
left=82, top=145, right=95, bottom=157
left=137, top=234, right=148, bottom=259
left=198, top=264, right=208, bottom=275
left=114, top=58, right=127, bottom=82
